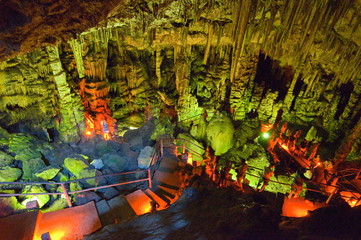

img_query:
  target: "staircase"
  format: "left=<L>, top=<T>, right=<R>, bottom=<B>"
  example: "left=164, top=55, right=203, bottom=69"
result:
left=95, top=147, right=181, bottom=227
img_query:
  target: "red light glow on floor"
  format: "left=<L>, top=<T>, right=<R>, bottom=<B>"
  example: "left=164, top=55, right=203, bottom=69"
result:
left=282, top=197, right=327, bottom=217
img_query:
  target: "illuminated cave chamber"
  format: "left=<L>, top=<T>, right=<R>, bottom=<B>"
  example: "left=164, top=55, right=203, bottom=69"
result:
left=0, top=0, right=361, bottom=239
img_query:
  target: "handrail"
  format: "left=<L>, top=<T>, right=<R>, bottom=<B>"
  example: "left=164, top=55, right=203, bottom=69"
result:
left=0, top=170, right=149, bottom=186
left=178, top=113, right=203, bottom=123
left=161, top=138, right=205, bottom=151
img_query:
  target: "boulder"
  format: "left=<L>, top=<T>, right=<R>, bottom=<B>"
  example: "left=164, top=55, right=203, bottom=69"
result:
left=95, top=141, right=114, bottom=156
left=22, top=158, right=46, bottom=180
left=35, top=165, right=62, bottom=180
left=137, top=146, right=154, bottom=169
left=118, top=143, right=139, bottom=169
left=176, top=133, right=205, bottom=162
left=90, top=159, right=104, bottom=170
left=123, top=129, right=144, bottom=151
left=41, top=198, right=69, bottom=213
left=64, top=155, right=89, bottom=175
left=8, top=133, right=38, bottom=153
left=76, top=169, right=101, bottom=186
left=21, top=185, right=50, bottom=208
left=206, top=113, right=234, bottom=155
left=138, top=118, right=156, bottom=146
left=15, top=149, right=42, bottom=162
left=0, top=167, right=22, bottom=182
left=0, top=190, right=25, bottom=217
left=75, top=192, right=102, bottom=205
left=96, top=187, right=119, bottom=200
left=69, top=182, right=82, bottom=192
left=55, top=172, right=70, bottom=182
left=102, top=154, right=127, bottom=172
left=0, top=151, right=14, bottom=167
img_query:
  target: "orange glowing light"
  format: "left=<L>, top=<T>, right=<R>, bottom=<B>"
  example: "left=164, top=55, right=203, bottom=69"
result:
left=281, top=144, right=289, bottom=151
left=187, top=153, right=193, bottom=165
left=103, top=133, right=111, bottom=140
left=261, top=123, right=273, bottom=133
left=86, top=131, right=91, bottom=136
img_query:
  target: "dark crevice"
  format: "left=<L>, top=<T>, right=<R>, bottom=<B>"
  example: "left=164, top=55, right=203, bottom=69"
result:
left=290, top=75, right=305, bottom=111
left=334, top=82, right=354, bottom=120
left=254, top=52, right=293, bottom=103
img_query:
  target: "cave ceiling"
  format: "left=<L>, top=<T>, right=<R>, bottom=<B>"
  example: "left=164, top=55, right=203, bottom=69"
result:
left=0, top=0, right=361, bottom=150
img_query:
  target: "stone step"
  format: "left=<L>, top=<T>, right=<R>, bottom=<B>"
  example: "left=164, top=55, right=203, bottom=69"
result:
left=107, top=196, right=136, bottom=223
left=144, top=189, right=169, bottom=210
left=125, top=189, right=153, bottom=215
left=95, top=199, right=117, bottom=227
left=153, top=171, right=180, bottom=188
left=0, top=210, right=40, bottom=240
left=158, top=184, right=179, bottom=200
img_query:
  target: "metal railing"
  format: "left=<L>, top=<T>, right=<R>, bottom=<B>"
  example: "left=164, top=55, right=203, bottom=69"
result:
left=0, top=138, right=202, bottom=209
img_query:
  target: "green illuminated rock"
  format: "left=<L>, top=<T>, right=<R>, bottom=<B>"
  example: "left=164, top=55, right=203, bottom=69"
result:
left=0, top=167, right=22, bottom=182
left=190, top=115, right=208, bottom=141
left=8, top=134, right=37, bottom=153
left=35, top=165, right=62, bottom=180
left=14, top=149, right=42, bottom=162
left=0, top=190, right=25, bottom=216
left=0, top=151, right=14, bottom=167
left=76, top=169, right=99, bottom=186
left=57, top=172, right=70, bottom=182
left=69, top=181, right=83, bottom=192
left=41, top=198, right=69, bottom=213
left=151, top=118, right=175, bottom=140
left=22, top=158, right=46, bottom=180
left=64, top=155, right=89, bottom=175
left=21, top=185, right=50, bottom=208
left=206, top=113, right=234, bottom=155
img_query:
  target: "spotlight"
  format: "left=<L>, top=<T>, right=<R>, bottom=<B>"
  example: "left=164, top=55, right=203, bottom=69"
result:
left=263, top=132, right=270, bottom=138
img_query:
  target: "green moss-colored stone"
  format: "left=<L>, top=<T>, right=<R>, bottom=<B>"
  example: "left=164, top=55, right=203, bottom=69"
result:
left=15, top=149, right=42, bottom=162
left=64, top=155, right=89, bottom=175
left=0, top=167, right=22, bottom=182
left=58, top=172, right=70, bottom=182
left=8, top=134, right=37, bottom=153
left=151, top=118, right=175, bottom=140
left=21, top=185, right=50, bottom=208
left=0, top=190, right=26, bottom=213
left=41, top=198, right=69, bottom=213
left=0, top=151, right=14, bottom=167
left=35, top=165, right=62, bottom=180
left=69, top=182, right=83, bottom=192
left=22, top=158, right=46, bottom=180
left=76, top=169, right=98, bottom=186
left=206, top=113, right=234, bottom=155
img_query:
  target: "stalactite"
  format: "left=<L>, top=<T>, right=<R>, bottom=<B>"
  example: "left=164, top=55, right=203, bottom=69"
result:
left=203, top=23, right=213, bottom=65
left=230, top=0, right=253, bottom=83
left=68, top=39, right=85, bottom=78
left=155, top=47, right=163, bottom=87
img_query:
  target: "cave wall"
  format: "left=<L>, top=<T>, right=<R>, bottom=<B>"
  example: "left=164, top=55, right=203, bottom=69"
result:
left=0, top=0, right=360, bottom=150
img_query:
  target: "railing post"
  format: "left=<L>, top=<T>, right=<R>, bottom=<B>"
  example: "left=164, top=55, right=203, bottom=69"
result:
left=161, top=139, right=164, bottom=157
left=61, top=183, right=72, bottom=207
left=183, top=140, right=186, bottom=154
left=148, top=168, right=152, bottom=189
